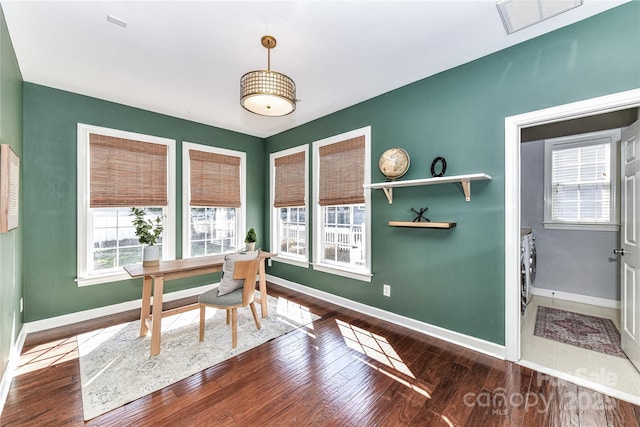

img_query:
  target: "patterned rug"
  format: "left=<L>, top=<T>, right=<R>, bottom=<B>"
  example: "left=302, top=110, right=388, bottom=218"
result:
left=534, top=306, right=626, bottom=358
left=78, top=292, right=318, bottom=420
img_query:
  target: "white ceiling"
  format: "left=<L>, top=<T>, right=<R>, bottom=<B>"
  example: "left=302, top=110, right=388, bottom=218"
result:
left=1, top=1, right=629, bottom=138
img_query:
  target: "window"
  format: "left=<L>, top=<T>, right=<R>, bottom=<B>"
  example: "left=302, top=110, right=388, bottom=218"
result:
left=92, top=207, right=165, bottom=270
left=322, top=205, right=366, bottom=266
left=544, top=129, right=620, bottom=231
left=77, top=124, right=176, bottom=286
left=270, top=146, right=308, bottom=266
left=183, top=142, right=245, bottom=258
left=313, top=127, right=371, bottom=281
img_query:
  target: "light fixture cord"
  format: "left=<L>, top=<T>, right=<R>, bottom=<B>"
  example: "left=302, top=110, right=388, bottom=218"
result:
left=267, top=46, right=271, bottom=71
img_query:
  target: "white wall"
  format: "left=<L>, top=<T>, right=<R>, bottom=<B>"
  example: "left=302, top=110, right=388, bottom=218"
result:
left=520, top=139, right=620, bottom=301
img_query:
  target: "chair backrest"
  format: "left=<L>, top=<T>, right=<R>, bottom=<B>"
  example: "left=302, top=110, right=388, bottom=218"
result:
left=232, top=258, right=260, bottom=306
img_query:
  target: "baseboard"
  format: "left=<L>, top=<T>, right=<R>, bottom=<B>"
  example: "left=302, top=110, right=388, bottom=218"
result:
left=267, top=274, right=506, bottom=360
left=530, top=286, right=620, bottom=310
left=0, top=325, right=27, bottom=419
left=518, top=359, right=640, bottom=406
left=24, top=283, right=217, bottom=334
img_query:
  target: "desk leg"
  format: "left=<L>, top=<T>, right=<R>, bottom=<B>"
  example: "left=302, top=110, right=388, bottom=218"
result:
left=139, top=275, right=152, bottom=336
left=259, top=258, right=268, bottom=318
left=150, top=276, right=164, bottom=356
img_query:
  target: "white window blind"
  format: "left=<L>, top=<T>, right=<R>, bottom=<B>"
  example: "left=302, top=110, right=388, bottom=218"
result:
left=551, top=142, right=610, bottom=223
left=543, top=129, right=620, bottom=231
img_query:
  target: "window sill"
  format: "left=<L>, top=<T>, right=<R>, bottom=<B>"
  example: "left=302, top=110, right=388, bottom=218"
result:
left=543, top=222, right=620, bottom=232
left=312, top=262, right=372, bottom=282
left=273, top=256, right=309, bottom=269
left=76, top=270, right=132, bottom=287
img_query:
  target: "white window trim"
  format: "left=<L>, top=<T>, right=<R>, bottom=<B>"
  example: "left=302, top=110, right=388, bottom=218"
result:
left=543, top=129, right=621, bottom=232
left=270, top=144, right=309, bottom=268
left=182, top=142, right=246, bottom=258
left=76, top=123, right=176, bottom=286
left=312, top=126, right=372, bottom=282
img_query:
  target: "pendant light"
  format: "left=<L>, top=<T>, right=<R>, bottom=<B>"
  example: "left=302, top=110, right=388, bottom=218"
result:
left=240, top=35, right=296, bottom=116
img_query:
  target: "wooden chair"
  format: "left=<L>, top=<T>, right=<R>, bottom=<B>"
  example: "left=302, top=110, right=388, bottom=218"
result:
left=198, top=258, right=261, bottom=348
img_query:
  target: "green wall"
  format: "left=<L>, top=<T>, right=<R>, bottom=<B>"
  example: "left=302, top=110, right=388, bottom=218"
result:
left=22, top=84, right=264, bottom=321
left=0, top=5, right=23, bottom=377
left=264, top=2, right=640, bottom=345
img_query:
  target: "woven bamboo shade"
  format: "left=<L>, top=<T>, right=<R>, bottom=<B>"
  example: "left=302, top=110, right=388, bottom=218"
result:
left=90, top=134, right=167, bottom=208
left=274, top=151, right=305, bottom=208
left=318, top=136, right=365, bottom=206
left=189, top=150, right=241, bottom=207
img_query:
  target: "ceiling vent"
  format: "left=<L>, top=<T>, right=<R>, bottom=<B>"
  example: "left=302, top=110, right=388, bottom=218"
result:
left=497, top=0, right=583, bottom=34
left=106, top=14, right=128, bottom=29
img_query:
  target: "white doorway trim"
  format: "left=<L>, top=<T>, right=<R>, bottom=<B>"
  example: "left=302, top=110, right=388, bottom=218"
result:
left=504, top=88, right=640, bottom=362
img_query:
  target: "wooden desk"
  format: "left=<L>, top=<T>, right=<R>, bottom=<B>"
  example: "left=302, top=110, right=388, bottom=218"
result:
left=124, top=251, right=274, bottom=356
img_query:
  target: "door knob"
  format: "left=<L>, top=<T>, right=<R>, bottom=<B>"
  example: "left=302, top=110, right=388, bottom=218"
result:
left=613, top=249, right=625, bottom=256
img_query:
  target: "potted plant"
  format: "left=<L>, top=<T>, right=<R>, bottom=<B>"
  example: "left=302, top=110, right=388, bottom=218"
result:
left=244, top=227, right=257, bottom=251
left=131, top=207, right=163, bottom=266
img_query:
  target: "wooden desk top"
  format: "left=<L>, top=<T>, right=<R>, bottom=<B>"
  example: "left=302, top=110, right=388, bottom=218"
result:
left=123, top=251, right=275, bottom=278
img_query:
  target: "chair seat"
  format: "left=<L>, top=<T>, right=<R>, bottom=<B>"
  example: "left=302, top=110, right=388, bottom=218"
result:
left=198, top=257, right=260, bottom=348
left=198, top=286, right=243, bottom=307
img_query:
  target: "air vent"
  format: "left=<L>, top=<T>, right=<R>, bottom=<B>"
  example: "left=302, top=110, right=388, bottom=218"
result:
left=497, top=0, right=583, bottom=34
left=106, top=14, right=128, bottom=29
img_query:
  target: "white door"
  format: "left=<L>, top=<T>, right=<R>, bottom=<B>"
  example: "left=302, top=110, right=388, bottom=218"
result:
left=621, top=119, right=640, bottom=372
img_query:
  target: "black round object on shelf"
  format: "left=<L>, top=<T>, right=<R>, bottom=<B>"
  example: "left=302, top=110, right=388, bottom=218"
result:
left=430, top=157, right=447, bottom=177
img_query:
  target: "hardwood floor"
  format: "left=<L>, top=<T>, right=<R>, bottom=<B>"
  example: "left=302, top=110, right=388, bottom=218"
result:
left=2, top=283, right=640, bottom=426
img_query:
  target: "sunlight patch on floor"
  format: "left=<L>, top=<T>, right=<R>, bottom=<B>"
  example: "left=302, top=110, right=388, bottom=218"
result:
left=441, top=415, right=455, bottom=426
left=162, top=309, right=201, bottom=332
left=15, top=336, right=79, bottom=376
left=354, top=355, right=431, bottom=398
left=77, top=323, right=128, bottom=353
left=277, top=296, right=315, bottom=330
left=336, top=318, right=432, bottom=398
left=336, top=318, right=414, bottom=378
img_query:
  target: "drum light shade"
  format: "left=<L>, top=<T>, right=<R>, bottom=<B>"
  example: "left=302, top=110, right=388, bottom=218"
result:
left=240, top=36, right=296, bottom=116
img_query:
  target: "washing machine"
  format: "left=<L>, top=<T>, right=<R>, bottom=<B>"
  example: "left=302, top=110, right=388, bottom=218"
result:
left=520, top=229, right=536, bottom=315
left=527, top=234, right=536, bottom=286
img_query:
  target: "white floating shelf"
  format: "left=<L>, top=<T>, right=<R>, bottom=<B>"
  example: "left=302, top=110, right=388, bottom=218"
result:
left=364, top=173, right=491, bottom=204
left=388, top=221, right=457, bottom=229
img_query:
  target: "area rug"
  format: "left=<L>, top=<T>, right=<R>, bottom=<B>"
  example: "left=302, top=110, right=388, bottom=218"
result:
left=78, top=292, right=318, bottom=420
left=534, top=305, right=626, bottom=358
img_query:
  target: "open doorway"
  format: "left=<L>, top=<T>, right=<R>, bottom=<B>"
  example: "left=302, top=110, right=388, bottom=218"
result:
left=504, top=88, right=640, bottom=404
left=519, top=112, right=639, bottom=402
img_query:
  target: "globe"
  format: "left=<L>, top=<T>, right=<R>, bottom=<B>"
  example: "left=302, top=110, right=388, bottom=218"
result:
left=378, top=148, right=410, bottom=180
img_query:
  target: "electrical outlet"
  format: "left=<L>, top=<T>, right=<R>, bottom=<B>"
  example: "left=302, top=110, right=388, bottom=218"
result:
left=20, top=297, right=23, bottom=313
left=383, top=284, right=391, bottom=297
left=267, top=258, right=272, bottom=267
